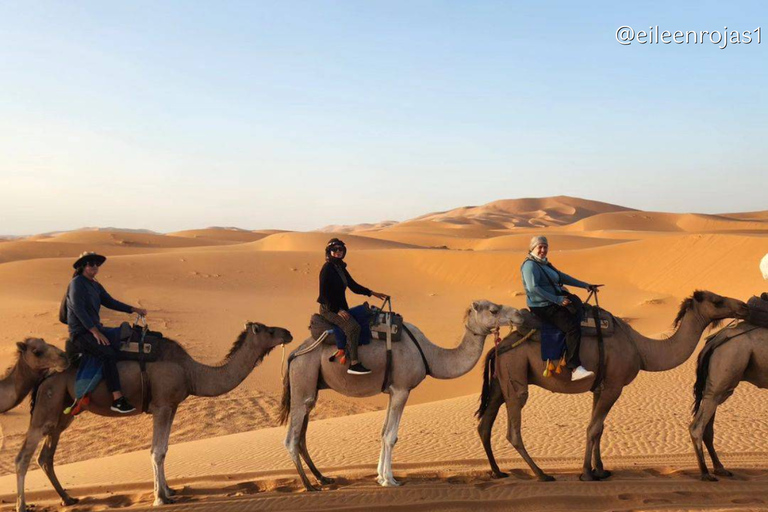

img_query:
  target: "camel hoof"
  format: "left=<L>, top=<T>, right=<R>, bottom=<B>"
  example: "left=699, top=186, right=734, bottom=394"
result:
left=154, top=495, right=176, bottom=506
left=304, top=484, right=321, bottom=492
left=538, top=474, right=556, bottom=482
left=579, top=472, right=597, bottom=482
left=62, top=496, right=80, bottom=506
left=319, top=476, right=336, bottom=485
left=491, top=471, right=509, bottom=479
left=714, top=468, right=733, bottom=477
left=594, top=469, right=612, bottom=480
left=701, top=474, right=718, bottom=482
left=165, top=487, right=177, bottom=496
left=378, top=477, right=401, bottom=487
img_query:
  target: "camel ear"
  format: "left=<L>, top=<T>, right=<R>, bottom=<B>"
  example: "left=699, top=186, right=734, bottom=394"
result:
left=471, top=301, right=480, bottom=312
left=693, top=291, right=705, bottom=302
left=16, top=341, right=27, bottom=353
left=252, top=323, right=262, bottom=333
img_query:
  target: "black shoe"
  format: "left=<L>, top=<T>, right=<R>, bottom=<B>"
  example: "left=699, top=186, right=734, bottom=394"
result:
left=347, top=362, right=372, bottom=375
left=110, top=397, right=136, bottom=414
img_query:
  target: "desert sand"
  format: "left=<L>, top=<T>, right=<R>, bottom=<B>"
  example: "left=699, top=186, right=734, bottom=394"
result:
left=1, top=196, right=767, bottom=511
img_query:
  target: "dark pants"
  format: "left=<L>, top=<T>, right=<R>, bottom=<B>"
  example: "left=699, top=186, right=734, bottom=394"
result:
left=319, top=305, right=362, bottom=361
left=531, top=304, right=582, bottom=369
left=71, top=327, right=123, bottom=393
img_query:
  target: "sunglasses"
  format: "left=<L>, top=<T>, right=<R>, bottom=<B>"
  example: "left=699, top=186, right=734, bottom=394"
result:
left=330, top=247, right=345, bottom=253
left=86, top=261, right=102, bottom=267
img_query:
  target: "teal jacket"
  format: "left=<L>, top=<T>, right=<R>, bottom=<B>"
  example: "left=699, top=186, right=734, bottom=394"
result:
left=521, top=257, right=590, bottom=308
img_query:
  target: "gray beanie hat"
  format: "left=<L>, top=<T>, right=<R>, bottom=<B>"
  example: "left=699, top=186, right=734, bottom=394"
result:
left=529, top=236, right=549, bottom=252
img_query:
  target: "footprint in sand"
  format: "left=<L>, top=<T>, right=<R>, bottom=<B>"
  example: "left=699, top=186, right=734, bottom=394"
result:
left=732, top=498, right=765, bottom=504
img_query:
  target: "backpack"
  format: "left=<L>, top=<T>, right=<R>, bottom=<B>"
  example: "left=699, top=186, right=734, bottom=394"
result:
left=59, top=283, right=70, bottom=325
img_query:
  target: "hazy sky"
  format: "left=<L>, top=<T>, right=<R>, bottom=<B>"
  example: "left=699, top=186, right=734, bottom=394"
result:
left=1, top=1, right=766, bottom=235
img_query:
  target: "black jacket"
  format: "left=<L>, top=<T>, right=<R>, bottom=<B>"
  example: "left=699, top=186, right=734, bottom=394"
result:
left=66, top=275, right=133, bottom=336
left=317, top=261, right=371, bottom=313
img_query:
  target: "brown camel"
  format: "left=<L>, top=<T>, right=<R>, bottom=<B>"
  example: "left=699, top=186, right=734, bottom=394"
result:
left=14, top=322, right=292, bottom=512
left=0, top=338, right=69, bottom=413
left=279, top=300, right=524, bottom=490
left=690, top=322, right=768, bottom=480
left=476, top=290, right=748, bottom=482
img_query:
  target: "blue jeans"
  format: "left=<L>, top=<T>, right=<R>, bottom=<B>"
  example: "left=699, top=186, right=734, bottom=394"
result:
left=73, top=326, right=123, bottom=393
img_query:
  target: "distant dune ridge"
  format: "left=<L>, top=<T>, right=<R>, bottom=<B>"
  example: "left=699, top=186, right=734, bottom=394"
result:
left=1, top=195, right=768, bottom=511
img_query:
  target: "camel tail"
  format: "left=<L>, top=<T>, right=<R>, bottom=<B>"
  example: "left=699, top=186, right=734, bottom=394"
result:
left=475, top=348, right=497, bottom=420
left=278, top=364, right=291, bottom=426
left=692, top=330, right=729, bottom=416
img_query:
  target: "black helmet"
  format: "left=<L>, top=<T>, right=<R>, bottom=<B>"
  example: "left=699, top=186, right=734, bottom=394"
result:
left=325, top=238, right=347, bottom=259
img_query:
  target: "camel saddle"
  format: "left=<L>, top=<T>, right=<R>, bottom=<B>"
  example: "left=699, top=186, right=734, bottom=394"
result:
left=747, top=293, right=768, bottom=328
left=309, top=305, right=404, bottom=345
left=520, top=304, right=615, bottom=338
left=116, top=322, right=163, bottom=362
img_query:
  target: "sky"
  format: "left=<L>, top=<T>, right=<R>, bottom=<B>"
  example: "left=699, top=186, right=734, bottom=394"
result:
left=1, top=1, right=766, bottom=235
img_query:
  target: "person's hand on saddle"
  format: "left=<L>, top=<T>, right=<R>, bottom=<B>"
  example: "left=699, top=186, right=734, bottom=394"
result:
left=338, top=310, right=352, bottom=321
left=90, top=327, right=111, bottom=346
left=560, top=297, right=572, bottom=306
left=588, top=284, right=604, bottom=293
left=372, top=291, right=389, bottom=301
left=132, top=306, right=148, bottom=317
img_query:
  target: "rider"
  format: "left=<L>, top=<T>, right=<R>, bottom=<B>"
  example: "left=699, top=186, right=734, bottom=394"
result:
left=521, top=236, right=601, bottom=382
left=317, top=238, right=388, bottom=375
left=66, top=252, right=147, bottom=413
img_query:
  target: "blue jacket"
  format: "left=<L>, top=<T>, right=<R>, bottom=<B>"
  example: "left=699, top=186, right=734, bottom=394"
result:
left=521, top=257, right=590, bottom=308
left=66, top=275, right=133, bottom=336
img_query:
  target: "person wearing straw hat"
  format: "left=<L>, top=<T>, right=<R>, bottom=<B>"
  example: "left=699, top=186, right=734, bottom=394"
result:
left=521, top=236, right=602, bottom=381
left=317, top=238, right=388, bottom=375
left=66, top=252, right=147, bottom=413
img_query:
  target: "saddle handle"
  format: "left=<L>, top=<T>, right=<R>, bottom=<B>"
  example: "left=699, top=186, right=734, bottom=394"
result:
left=134, top=313, right=148, bottom=329
left=381, top=296, right=393, bottom=313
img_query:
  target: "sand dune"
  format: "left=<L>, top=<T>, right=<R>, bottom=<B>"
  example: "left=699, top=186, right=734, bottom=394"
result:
left=410, top=196, right=633, bottom=229
left=167, top=228, right=273, bottom=243
left=2, top=196, right=768, bottom=511
left=246, top=231, right=419, bottom=251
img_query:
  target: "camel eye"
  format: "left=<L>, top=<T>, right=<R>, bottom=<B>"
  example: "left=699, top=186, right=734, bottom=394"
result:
left=32, top=349, right=43, bottom=357
left=714, top=299, right=724, bottom=307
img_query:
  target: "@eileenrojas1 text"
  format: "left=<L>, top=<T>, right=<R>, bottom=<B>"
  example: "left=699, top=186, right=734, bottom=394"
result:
left=616, top=26, right=761, bottom=48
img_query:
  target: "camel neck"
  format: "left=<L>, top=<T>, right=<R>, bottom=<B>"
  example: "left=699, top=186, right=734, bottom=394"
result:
left=185, top=336, right=271, bottom=397
left=0, top=360, right=39, bottom=413
left=417, top=327, right=488, bottom=380
left=632, top=307, right=710, bottom=372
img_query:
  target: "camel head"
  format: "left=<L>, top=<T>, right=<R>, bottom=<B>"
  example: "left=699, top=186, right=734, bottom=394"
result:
left=674, top=290, right=749, bottom=329
left=465, top=300, right=525, bottom=335
left=240, top=322, right=294, bottom=352
left=16, top=338, right=69, bottom=373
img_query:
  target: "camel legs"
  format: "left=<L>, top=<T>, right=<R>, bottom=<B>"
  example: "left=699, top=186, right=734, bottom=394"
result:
left=298, top=402, right=335, bottom=485
left=37, top=414, right=78, bottom=507
left=284, top=392, right=320, bottom=491
left=504, top=392, right=554, bottom=481
left=151, top=405, right=178, bottom=505
left=477, top=378, right=509, bottom=478
left=580, top=387, right=621, bottom=481
left=590, top=391, right=611, bottom=479
left=690, top=396, right=721, bottom=481
left=15, top=425, right=45, bottom=512
left=703, top=411, right=731, bottom=477
left=377, top=388, right=410, bottom=487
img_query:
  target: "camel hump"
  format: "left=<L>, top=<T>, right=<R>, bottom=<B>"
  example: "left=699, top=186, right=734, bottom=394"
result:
left=747, top=295, right=768, bottom=328
left=309, top=314, right=337, bottom=345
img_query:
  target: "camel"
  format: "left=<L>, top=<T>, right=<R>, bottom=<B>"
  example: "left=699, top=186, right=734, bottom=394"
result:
left=14, top=322, right=292, bottom=512
left=1, top=338, right=69, bottom=413
left=476, top=290, right=748, bottom=482
left=278, top=300, right=524, bottom=490
left=690, top=322, right=768, bottom=480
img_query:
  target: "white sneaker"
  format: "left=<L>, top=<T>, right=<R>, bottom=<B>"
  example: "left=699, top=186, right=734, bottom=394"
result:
left=571, top=366, right=595, bottom=381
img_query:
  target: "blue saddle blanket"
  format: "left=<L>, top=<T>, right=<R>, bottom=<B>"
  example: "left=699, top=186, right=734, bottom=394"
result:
left=332, top=305, right=373, bottom=350
left=540, top=322, right=566, bottom=361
